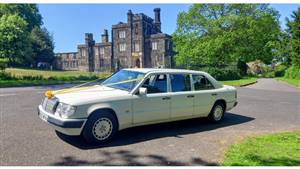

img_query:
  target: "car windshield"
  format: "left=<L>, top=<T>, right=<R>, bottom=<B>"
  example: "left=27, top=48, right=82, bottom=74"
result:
left=101, top=70, right=145, bottom=91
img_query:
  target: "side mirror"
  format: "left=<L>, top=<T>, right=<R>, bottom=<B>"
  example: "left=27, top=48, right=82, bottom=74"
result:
left=139, top=87, right=147, bottom=95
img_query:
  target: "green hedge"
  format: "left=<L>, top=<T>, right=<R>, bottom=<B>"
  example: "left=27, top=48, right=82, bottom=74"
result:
left=200, top=67, right=241, bottom=81
left=274, top=64, right=287, bottom=77
left=284, top=66, right=300, bottom=79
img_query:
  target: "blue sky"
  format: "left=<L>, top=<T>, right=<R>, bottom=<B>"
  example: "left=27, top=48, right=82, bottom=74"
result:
left=38, top=4, right=299, bottom=53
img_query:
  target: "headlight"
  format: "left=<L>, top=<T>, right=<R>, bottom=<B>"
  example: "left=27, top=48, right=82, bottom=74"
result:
left=55, top=103, right=76, bottom=118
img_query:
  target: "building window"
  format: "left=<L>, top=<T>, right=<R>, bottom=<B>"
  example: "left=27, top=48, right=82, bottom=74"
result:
left=100, top=59, right=104, bottom=67
left=134, top=42, right=140, bottom=52
left=95, top=48, right=99, bottom=56
left=152, top=41, right=158, bottom=50
left=119, top=30, right=126, bottom=38
left=135, top=24, right=138, bottom=34
left=100, top=47, right=104, bottom=55
left=166, top=41, right=170, bottom=50
left=81, top=49, right=86, bottom=57
left=119, top=43, right=126, bottom=52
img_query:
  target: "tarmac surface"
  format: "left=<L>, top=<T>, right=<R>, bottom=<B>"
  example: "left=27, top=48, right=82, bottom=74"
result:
left=0, top=78, right=299, bottom=166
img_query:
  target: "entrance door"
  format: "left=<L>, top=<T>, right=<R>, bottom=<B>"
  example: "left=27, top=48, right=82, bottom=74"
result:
left=135, top=59, right=140, bottom=68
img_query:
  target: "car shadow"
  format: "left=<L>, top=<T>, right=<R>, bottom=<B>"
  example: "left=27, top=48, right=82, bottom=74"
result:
left=56, top=112, right=254, bottom=150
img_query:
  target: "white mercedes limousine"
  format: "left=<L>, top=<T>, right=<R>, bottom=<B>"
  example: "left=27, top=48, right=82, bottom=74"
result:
left=38, top=68, right=237, bottom=144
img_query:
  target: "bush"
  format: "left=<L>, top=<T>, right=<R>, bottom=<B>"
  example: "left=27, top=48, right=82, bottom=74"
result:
left=0, top=71, right=14, bottom=80
left=264, top=71, right=275, bottom=78
left=275, top=64, right=287, bottom=77
left=261, top=66, right=275, bottom=78
left=285, top=66, right=300, bottom=79
left=200, top=67, right=241, bottom=80
left=22, top=75, right=43, bottom=80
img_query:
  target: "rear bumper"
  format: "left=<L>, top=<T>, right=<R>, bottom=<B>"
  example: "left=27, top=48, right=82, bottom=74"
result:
left=37, top=105, right=86, bottom=136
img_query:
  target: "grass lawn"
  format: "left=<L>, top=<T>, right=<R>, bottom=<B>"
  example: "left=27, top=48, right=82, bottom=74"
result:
left=6, top=68, right=109, bottom=78
left=276, top=77, right=300, bottom=87
left=220, top=77, right=257, bottom=86
left=223, top=131, right=300, bottom=166
left=0, top=68, right=111, bottom=88
left=0, top=79, right=89, bottom=88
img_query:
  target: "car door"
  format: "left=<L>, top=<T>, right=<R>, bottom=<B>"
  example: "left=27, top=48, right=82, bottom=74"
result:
left=132, top=73, right=171, bottom=124
left=192, top=74, right=216, bottom=116
left=169, top=73, right=194, bottom=119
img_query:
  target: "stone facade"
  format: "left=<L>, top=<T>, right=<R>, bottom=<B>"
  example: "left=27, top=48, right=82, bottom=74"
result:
left=54, top=8, right=174, bottom=72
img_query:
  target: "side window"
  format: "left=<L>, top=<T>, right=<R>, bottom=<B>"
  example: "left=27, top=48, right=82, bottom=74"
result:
left=192, top=75, right=215, bottom=90
left=170, top=74, right=191, bottom=92
left=142, top=74, right=167, bottom=94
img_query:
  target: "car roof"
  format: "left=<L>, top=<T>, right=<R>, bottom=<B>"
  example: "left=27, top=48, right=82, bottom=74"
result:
left=123, top=68, right=207, bottom=74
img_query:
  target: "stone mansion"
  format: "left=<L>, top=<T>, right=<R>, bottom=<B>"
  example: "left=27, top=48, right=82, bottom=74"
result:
left=54, top=8, right=174, bottom=72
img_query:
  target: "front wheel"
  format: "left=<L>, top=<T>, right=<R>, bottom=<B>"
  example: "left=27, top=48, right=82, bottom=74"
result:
left=208, top=102, right=225, bottom=122
left=82, top=111, right=118, bottom=144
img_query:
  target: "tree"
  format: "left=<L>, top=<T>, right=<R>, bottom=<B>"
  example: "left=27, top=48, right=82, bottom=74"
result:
left=173, top=4, right=281, bottom=69
left=0, top=4, right=42, bottom=32
left=0, top=14, right=32, bottom=66
left=286, top=7, right=300, bottom=67
left=31, top=27, right=55, bottom=66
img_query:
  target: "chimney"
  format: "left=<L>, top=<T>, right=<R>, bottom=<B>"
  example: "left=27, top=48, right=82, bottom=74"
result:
left=85, top=33, right=94, bottom=45
left=101, top=29, right=109, bottom=43
left=154, top=8, right=161, bottom=32
left=127, top=9, right=133, bottom=24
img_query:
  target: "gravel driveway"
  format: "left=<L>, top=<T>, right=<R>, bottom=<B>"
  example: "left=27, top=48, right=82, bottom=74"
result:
left=0, top=78, right=299, bottom=166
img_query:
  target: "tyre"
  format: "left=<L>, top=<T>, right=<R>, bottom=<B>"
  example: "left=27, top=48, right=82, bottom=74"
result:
left=82, top=111, right=118, bottom=144
left=208, top=101, right=225, bottom=122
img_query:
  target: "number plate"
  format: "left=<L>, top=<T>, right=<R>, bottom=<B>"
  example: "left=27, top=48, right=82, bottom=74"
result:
left=39, top=112, right=48, bottom=122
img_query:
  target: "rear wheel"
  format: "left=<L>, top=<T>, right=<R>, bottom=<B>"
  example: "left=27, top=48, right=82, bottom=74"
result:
left=208, top=102, right=225, bottom=122
left=82, top=111, right=118, bottom=144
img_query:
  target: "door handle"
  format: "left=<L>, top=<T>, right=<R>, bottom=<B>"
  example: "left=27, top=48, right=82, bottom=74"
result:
left=211, top=93, right=218, bottom=96
left=187, top=95, right=194, bottom=98
left=162, top=96, right=171, bottom=100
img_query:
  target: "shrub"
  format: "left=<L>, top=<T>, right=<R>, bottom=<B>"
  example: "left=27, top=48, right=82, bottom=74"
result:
left=261, top=66, right=275, bottom=78
left=22, top=75, right=43, bottom=80
left=285, top=66, right=300, bottom=79
left=200, top=67, right=241, bottom=80
left=275, top=64, right=287, bottom=77
left=264, top=71, right=275, bottom=78
left=0, top=71, right=14, bottom=80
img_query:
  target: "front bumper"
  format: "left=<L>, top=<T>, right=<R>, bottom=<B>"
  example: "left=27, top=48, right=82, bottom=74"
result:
left=37, top=105, right=87, bottom=136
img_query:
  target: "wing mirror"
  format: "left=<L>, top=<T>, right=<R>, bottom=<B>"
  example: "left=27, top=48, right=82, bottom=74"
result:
left=139, top=87, right=147, bottom=95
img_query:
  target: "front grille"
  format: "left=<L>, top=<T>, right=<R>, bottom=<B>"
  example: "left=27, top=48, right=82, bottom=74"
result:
left=42, top=97, right=59, bottom=114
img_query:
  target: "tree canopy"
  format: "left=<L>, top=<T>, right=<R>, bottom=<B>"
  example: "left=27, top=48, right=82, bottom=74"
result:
left=286, top=7, right=300, bottom=67
left=173, top=4, right=281, bottom=69
left=31, top=27, right=55, bottom=64
left=0, top=14, right=32, bottom=66
left=0, top=4, right=54, bottom=68
left=0, top=4, right=42, bottom=31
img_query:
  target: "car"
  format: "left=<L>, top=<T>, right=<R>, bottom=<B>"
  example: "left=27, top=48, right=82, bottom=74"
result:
left=38, top=68, right=238, bottom=144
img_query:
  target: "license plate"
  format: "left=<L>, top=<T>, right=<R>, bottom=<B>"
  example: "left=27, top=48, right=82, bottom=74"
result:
left=39, top=112, right=48, bottom=122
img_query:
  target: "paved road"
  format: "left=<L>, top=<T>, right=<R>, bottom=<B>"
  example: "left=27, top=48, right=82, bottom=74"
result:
left=0, top=79, right=299, bottom=166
